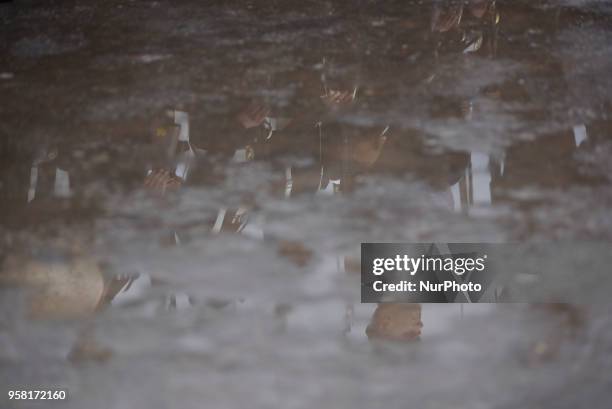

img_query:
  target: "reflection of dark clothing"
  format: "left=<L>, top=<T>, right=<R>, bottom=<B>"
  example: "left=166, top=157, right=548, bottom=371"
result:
left=490, top=130, right=580, bottom=202
left=0, top=141, right=31, bottom=206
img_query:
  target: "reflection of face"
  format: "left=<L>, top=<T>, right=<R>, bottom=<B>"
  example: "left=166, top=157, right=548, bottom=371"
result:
left=366, top=303, right=423, bottom=342
left=1, top=255, right=105, bottom=320
left=323, top=126, right=388, bottom=173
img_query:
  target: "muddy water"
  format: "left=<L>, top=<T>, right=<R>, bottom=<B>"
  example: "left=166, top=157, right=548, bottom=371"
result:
left=1, top=1, right=612, bottom=408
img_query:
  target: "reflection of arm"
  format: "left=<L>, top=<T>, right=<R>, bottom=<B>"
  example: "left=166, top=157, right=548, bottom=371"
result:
left=144, top=169, right=182, bottom=194
left=236, top=103, right=270, bottom=129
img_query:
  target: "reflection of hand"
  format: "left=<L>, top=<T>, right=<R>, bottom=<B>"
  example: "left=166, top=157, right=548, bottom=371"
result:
left=237, top=103, right=270, bottom=129
left=144, top=169, right=182, bottom=194
left=321, top=89, right=355, bottom=107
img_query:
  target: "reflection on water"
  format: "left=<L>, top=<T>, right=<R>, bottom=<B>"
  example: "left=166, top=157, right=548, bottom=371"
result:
left=1, top=0, right=612, bottom=408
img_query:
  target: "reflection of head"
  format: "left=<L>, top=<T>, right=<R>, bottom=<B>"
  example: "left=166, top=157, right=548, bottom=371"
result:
left=366, top=303, right=423, bottom=342
left=323, top=123, right=389, bottom=173
left=2, top=255, right=105, bottom=320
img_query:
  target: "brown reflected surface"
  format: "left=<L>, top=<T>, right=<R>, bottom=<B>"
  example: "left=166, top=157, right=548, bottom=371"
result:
left=1, top=0, right=612, bottom=408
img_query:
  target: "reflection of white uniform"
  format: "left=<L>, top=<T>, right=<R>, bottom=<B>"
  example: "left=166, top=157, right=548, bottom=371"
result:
left=27, top=150, right=72, bottom=203
left=448, top=152, right=493, bottom=213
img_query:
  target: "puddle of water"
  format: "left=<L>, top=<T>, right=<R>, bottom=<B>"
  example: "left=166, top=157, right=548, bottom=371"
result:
left=1, top=0, right=612, bottom=408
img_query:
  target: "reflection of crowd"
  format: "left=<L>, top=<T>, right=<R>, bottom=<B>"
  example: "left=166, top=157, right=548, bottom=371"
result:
left=1, top=0, right=604, bottom=354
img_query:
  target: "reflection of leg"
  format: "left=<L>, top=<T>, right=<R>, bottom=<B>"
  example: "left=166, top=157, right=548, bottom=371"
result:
left=366, top=303, right=423, bottom=342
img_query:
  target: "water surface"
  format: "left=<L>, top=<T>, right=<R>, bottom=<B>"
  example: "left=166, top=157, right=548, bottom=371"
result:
left=1, top=1, right=612, bottom=408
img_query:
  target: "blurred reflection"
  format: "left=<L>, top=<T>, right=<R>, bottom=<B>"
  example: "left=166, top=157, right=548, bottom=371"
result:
left=0, top=0, right=607, bottom=363
left=432, top=0, right=499, bottom=56
left=0, top=248, right=192, bottom=321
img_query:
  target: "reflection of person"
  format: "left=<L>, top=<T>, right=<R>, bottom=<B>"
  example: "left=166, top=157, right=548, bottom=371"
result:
left=0, top=248, right=191, bottom=363
left=490, top=127, right=590, bottom=204
left=214, top=63, right=392, bottom=198
left=0, top=138, right=78, bottom=230
left=146, top=108, right=197, bottom=193
left=366, top=303, right=423, bottom=342
left=146, top=107, right=265, bottom=240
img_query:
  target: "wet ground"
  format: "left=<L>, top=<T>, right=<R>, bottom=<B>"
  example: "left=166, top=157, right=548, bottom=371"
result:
left=1, top=0, right=612, bottom=408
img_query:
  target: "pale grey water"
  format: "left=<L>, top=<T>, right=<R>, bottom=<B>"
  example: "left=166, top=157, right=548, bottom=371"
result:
left=1, top=0, right=612, bottom=408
